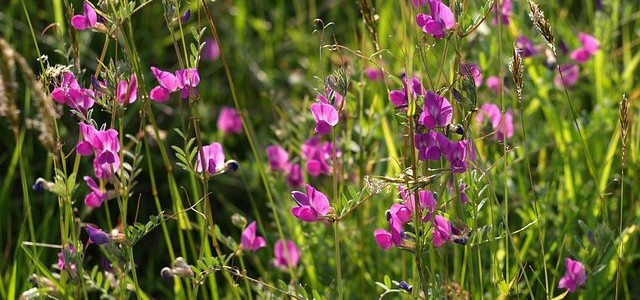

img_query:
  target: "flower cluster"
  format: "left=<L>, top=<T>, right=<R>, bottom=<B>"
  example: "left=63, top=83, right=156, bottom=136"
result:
left=51, top=72, right=95, bottom=113
left=300, top=136, right=340, bottom=177
left=266, top=145, right=303, bottom=187
left=149, top=67, right=200, bottom=102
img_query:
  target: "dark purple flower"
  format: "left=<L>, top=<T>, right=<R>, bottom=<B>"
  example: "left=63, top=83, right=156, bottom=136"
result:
left=432, top=215, right=451, bottom=247
left=310, top=102, right=339, bottom=135
left=86, top=225, right=111, bottom=245
left=415, top=130, right=445, bottom=161
left=273, top=240, right=300, bottom=270
left=290, top=184, right=332, bottom=222
left=202, top=38, right=220, bottom=61
left=558, top=258, right=586, bottom=292
left=418, top=91, right=453, bottom=129
left=217, top=107, right=243, bottom=134
left=266, top=145, right=290, bottom=172
left=440, top=138, right=474, bottom=173
left=416, top=0, right=455, bottom=39
left=180, top=9, right=191, bottom=23
left=71, top=2, right=97, bottom=30
left=240, top=221, right=266, bottom=251
left=492, top=0, right=511, bottom=26
left=515, top=36, right=538, bottom=58
left=554, top=64, right=580, bottom=88
left=460, top=63, right=483, bottom=87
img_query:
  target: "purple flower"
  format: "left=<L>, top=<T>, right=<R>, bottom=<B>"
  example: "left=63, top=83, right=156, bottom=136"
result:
left=51, top=72, right=95, bottom=113
left=440, top=138, right=474, bottom=173
left=387, top=203, right=412, bottom=224
left=195, top=142, right=225, bottom=174
left=71, top=2, right=97, bottom=30
left=84, top=176, right=107, bottom=208
left=364, top=67, right=383, bottom=82
left=400, top=188, right=437, bottom=222
left=419, top=91, right=453, bottom=129
left=388, top=76, right=423, bottom=109
left=77, top=123, right=120, bottom=179
left=558, top=258, right=586, bottom=292
left=116, top=74, right=137, bottom=105
left=217, top=107, right=243, bottom=134
left=310, top=102, right=339, bottom=135
left=180, top=9, right=191, bottom=23
left=570, top=32, right=599, bottom=63
left=554, top=64, right=580, bottom=88
left=316, top=87, right=344, bottom=109
left=149, top=67, right=179, bottom=102
left=273, top=240, right=300, bottom=270
left=476, top=103, right=514, bottom=141
left=266, top=145, right=290, bottom=172
left=492, top=0, right=511, bottom=26
left=515, top=36, right=538, bottom=58
left=415, top=130, right=447, bottom=161
left=240, top=221, right=266, bottom=251
left=300, top=137, right=337, bottom=177
left=86, top=225, right=111, bottom=245
left=416, top=0, right=455, bottom=39
left=374, top=216, right=404, bottom=250
left=176, top=68, right=200, bottom=99
left=57, top=245, right=77, bottom=276
left=290, top=184, right=332, bottom=222
left=485, top=76, right=502, bottom=94
left=202, top=38, right=220, bottom=61
left=460, top=64, right=483, bottom=87
left=286, top=163, right=304, bottom=187
left=432, top=215, right=451, bottom=247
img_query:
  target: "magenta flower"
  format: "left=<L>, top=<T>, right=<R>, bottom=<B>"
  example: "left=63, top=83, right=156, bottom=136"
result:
left=116, top=74, right=137, bottom=105
left=176, top=68, right=200, bottom=99
left=558, top=258, right=586, bottom=292
left=419, top=91, right=453, bottom=129
left=286, top=163, right=304, bottom=187
left=240, top=221, right=266, bottom=251
left=374, top=216, right=404, bottom=250
left=316, top=87, right=344, bottom=109
left=432, top=215, right=451, bottom=247
left=387, top=203, right=412, bottom=224
left=300, top=136, right=337, bottom=177
left=217, top=107, right=243, bottom=134
left=71, top=2, right=97, bottom=31
left=364, top=67, right=383, bottom=82
left=77, top=123, right=120, bottom=179
left=476, top=103, right=514, bottom=141
left=401, top=188, right=437, bottom=222
left=440, top=138, right=474, bottom=173
left=202, top=38, right=220, bottom=61
left=554, top=64, right=580, bottom=88
left=290, top=184, right=332, bottom=222
left=515, top=36, right=538, bottom=57
left=266, top=145, right=290, bottom=172
left=460, top=64, right=483, bottom=87
left=84, top=176, right=106, bottom=208
left=86, top=225, right=111, bottom=245
left=310, top=102, right=339, bottom=135
left=51, top=72, right=95, bottom=113
left=570, top=32, right=599, bottom=63
left=195, top=142, right=225, bottom=174
left=492, top=0, right=511, bottom=26
left=415, top=130, right=447, bottom=161
left=149, top=67, right=179, bottom=102
left=416, top=0, right=455, bottom=39
left=485, top=76, right=502, bottom=94
left=273, top=240, right=301, bottom=270
left=388, top=76, right=423, bottom=109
